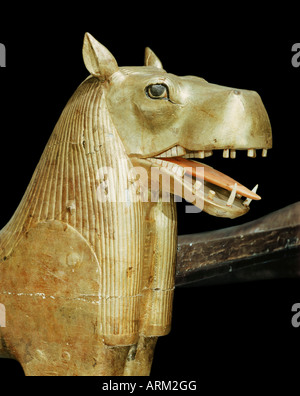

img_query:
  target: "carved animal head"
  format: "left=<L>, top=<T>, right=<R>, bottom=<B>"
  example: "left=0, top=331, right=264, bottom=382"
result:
left=82, top=33, right=272, bottom=218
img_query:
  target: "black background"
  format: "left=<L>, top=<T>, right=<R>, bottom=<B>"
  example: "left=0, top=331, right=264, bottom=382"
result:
left=0, top=6, right=299, bottom=387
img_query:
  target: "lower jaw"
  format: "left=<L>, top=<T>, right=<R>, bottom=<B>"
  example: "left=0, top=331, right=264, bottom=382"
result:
left=132, top=157, right=255, bottom=219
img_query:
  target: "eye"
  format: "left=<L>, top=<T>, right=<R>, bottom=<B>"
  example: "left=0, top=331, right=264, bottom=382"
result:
left=146, top=84, right=169, bottom=99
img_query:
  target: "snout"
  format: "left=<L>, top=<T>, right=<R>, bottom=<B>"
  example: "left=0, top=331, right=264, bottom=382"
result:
left=180, top=84, right=272, bottom=152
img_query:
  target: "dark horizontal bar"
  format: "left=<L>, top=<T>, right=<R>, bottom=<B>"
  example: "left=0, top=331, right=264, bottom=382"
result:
left=175, top=202, right=300, bottom=286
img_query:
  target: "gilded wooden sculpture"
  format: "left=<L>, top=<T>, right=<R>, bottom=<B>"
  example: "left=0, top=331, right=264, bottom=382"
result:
left=0, top=33, right=272, bottom=376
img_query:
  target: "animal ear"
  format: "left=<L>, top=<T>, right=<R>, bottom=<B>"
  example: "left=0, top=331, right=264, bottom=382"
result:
left=144, top=47, right=163, bottom=69
left=83, top=33, right=118, bottom=79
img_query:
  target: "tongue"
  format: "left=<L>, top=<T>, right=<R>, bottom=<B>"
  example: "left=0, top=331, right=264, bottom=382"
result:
left=163, top=157, right=261, bottom=200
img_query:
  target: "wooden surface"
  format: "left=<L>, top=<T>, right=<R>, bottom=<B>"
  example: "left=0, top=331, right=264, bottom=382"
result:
left=176, top=202, right=300, bottom=285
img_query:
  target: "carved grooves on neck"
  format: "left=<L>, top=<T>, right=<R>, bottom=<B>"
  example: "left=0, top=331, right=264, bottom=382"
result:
left=0, top=77, right=145, bottom=345
left=0, top=76, right=176, bottom=346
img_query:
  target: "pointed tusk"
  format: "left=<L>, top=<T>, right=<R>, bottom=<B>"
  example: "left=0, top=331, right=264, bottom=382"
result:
left=226, top=183, right=237, bottom=207
left=243, top=184, right=259, bottom=207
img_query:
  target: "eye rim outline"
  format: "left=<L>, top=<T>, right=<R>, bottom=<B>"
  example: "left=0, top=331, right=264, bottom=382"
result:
left=145, top=83, right=170, bottom=100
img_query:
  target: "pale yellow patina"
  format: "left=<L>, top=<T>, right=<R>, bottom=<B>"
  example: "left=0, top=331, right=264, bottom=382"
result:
left=0, top=33, right=271, bottom=375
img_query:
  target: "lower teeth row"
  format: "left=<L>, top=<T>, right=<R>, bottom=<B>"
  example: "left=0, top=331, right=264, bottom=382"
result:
left=149, top=158, right=257, bottom=208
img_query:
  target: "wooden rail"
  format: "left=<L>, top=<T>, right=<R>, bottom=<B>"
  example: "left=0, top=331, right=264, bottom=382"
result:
left=175, top=202, right=300, bottom=286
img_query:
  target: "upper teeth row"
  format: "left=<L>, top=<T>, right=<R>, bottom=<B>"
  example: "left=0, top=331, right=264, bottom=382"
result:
left=156, top=146, right=268, bottom=158
left=221, top=148, right=268, bottom=158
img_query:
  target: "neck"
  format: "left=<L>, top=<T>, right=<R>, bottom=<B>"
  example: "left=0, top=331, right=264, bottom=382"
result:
left=0, top=77, right=139, bottom=263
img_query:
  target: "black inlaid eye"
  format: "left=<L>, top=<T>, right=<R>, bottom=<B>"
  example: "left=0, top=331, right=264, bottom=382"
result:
left=146, top=84, right=169, bottom=99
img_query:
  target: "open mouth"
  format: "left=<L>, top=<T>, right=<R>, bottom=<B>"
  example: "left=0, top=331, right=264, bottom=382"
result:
left=140, top=145, right=269, bottom=219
